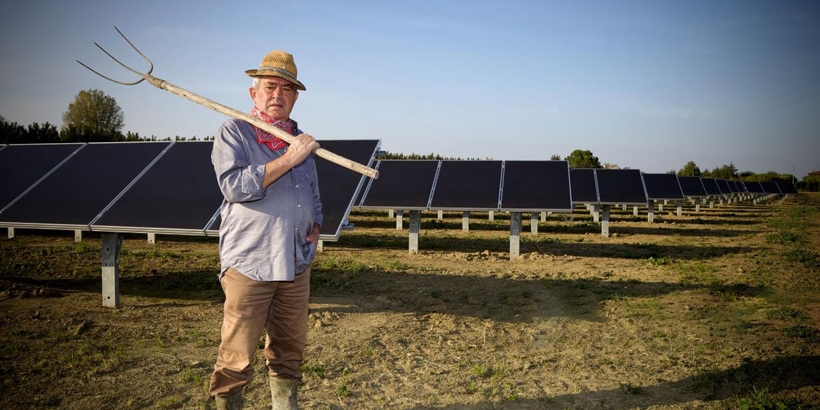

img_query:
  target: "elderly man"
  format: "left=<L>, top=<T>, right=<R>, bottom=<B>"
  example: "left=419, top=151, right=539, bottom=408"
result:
left=209, top=50, right=322, bottom=410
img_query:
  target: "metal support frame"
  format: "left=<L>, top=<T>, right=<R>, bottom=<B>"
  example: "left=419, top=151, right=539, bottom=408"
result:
left=7, top=227, right=14, bottom=239
left=510, top=212, right=522, bottom=260
left=530, top=212, right=538, bottom=235
left=147, top=232, right=156, bottom=244
left=462, top=211, right=470, bottom=231
left=101, top=232, right=122, bottom=308
left=601, top=205, right=611, bottom=237
left=677, top=200, right=683, bottom=217
left=647, top=200, right=655, bottom=223
left=74, top=230, right=83, bottom=243
left=395, top=209, right=404, bottom=230
left=408, top=210, right=420, bottom=254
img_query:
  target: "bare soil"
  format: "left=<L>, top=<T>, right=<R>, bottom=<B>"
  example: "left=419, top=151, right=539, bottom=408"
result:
left=1, top=195, right=819, bottom=409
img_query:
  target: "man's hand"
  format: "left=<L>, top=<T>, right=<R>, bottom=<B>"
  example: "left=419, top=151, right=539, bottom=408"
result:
left=306, top=223, right=320, bottom=244
left=286, top=134, right=320, bottom=168
left=262, top=134, right=320, bottom=188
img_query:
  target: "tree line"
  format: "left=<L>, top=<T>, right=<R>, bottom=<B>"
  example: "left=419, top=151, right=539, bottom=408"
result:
left=1, top=89, right=212, bottom=144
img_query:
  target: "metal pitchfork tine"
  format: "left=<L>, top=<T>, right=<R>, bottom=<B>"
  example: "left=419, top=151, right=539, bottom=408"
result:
left=77, top=26, right=379, bottom=180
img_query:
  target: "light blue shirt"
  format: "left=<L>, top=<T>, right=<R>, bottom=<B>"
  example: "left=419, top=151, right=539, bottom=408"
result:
left=212, top=119, right=322, bottom=281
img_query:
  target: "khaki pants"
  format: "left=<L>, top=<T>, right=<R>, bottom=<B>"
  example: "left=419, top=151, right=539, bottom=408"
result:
left=209, top=267, right=311, bottom=397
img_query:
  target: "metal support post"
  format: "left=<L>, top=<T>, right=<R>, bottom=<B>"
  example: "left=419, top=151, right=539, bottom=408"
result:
left=462, top=211, right=470, bottom=232
left=510, top=212, right=522, bottom=260
left=101, top=233, right=122, bottom=308
left=601, top=205, right=611, bottom=237
left=409, top=210, right=420, bottom=254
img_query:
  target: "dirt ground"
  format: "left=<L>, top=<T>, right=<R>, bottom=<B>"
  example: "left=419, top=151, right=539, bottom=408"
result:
left=1, top=194, right=819, bottom=409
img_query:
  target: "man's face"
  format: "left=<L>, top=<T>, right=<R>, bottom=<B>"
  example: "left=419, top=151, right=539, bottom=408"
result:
left=250, top=76, right=299, bottom=121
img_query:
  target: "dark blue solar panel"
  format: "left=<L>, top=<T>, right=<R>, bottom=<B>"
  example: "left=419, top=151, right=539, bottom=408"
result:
left=595, top=169, right=647, bottom=204
left=730, top=180, right=743, bottom=193
left=313, top=140, right=380, bottom=237
left=701, top=178, right=722, bottom=195
left=715, top=179, right=732, bottom=194
left=678, top=176, right=707, bottom=197
left=0, top=142, right=170, bottom=227
left=500, top=161, right=572, bottom=211
left=776, top=181, right=798, bottom=194
left=360, top=160, right=439, bottom=209
left=92, top=142, right=221, bottom=232
left=430, top=161, right=502, bottom=210
left=570, top=168, right=598, bottom=203
left=642, top=173, right=684, bottom=200
left=0, top=143, right=84, bottom=212
left=745, top=181, right=765, bottom=193
left=760, top=181, right=782, bottom=194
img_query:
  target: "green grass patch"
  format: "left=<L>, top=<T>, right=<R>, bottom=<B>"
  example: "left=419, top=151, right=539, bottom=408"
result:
left=782, top=249, right=820, bottom=269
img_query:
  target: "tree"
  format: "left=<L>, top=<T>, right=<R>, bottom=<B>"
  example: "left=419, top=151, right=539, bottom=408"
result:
left=710, top=163, right=738, bottom=180
left=678, top=161, right=701, bottom=177
left=550, top=154, right=562, bottom=161
left=564, top=150, right=601, bottom=168
left=0, top=115, right=26, bottom=144
left=61, top=89, right=124, bottom=141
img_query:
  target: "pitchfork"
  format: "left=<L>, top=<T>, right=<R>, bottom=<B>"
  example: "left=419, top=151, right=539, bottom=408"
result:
left=77, top=27, right=378, bottom=180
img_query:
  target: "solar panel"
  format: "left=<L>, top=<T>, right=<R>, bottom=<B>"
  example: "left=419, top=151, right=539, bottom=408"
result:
left=744, top=181, right=765, bottom=193
left=760, top=181, right=782, bottom=194
left=730, top=180, right=743, bottom=193
left=430, top=160, right=502, bottom=210
left=312, top=140, right=380, bottom=239
left=641, top=173, right=684, bottom=200
left=595, top=169, right=647, bottom=205
left=359, top=160, right=439, bottom=210
left=0, top=143, right=84, bottom=212
left=715, top=179, right=732, bottom=194
left=678, top=176, right=708, bottom=197
left=776, top=181, right=798, bottom=194
left=91, top=142, right=222, bottom=235
left=570, top=168, right=598, bottom=203
left=0, top=142, right=170, bottom=229
left=500, top=161, right=572, bottom=211
left=700, top=178, right=722, bottom=196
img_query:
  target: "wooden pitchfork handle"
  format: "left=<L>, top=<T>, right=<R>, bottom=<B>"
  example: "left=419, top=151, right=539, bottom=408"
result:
left=77, top=27, right=378, bottom=180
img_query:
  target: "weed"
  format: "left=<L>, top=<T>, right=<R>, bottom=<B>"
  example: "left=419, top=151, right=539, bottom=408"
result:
left=764, top=231, right=804, bottom=245
left=471, top=364, right=488, bottom=377
left=782, top=249, right=819, bottom=269
left=736, top=386, right=789, bottom=410
left=384, top=259, right=410, bottom=270
left=784, top=325, right=815, bottom=339
left=765, top=307, right=805, bottom=321
left=301, top=361, right=326, bottom=378
left=181, top=367, right=206, bottom=385
left=677, top=262, right=723, bottom=286
left=335, top=372, right=352, bottom=398
left=622, top=383, right=644, bottom=395
left=647, top=256, right=673, bottom=266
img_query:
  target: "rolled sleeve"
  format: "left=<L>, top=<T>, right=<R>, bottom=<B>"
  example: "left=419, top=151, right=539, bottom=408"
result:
left=213, top=120, right=267, bottom=203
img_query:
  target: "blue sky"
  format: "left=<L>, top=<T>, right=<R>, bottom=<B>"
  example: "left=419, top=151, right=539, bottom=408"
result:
left=1, top=1, right=818, bottom=177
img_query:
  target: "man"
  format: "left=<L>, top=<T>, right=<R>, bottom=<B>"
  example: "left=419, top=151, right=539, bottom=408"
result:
left=209, top=50, right=322, bottom=410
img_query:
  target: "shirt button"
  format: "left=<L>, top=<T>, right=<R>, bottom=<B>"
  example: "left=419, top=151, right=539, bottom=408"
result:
left=297, top=204, right=301, bottom=208
left=295, top=185, right=299, bottom=188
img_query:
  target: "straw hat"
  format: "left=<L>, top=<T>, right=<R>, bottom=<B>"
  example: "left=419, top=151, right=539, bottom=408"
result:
left=245, top=50, right=306, bottom=90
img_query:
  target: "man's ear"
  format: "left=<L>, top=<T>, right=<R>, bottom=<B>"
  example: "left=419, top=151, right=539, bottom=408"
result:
left=249, top=87, right=256, bottom=100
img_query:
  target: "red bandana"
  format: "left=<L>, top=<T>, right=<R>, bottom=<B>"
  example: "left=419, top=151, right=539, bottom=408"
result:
left=251, top=106, right=294, bottom=152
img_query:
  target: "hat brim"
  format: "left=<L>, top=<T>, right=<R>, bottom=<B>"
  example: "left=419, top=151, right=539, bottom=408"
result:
left=246, top=69, right=306, bottom=91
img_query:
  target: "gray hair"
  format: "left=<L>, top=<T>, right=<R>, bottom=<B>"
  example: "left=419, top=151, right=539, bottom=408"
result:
left=251, top=77, right=298, bottom=92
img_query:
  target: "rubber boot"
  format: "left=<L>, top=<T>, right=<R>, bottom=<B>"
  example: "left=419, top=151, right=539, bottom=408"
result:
left=270, top=377, right=298, bottom=410
left=215, top=392, right=242, bottom=410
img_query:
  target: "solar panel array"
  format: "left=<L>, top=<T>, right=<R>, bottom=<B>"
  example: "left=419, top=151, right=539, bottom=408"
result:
left=358, top=159, right=573, bottom=212
left=0, top=140, right=381, bottom=241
